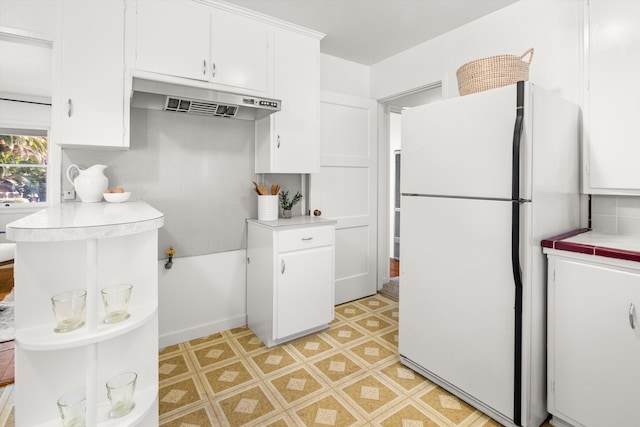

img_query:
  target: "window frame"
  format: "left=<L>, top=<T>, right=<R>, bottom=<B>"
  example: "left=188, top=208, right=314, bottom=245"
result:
left=0, top=124, right=60, bottom=214
left=0, top=127, right=49, bottom=208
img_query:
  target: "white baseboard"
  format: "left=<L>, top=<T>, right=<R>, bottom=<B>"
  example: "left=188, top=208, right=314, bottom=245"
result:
left=159, top=313, right=247, bottom=349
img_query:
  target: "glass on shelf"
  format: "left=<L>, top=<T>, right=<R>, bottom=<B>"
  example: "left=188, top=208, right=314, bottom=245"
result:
left=101, top=284, right=133, bottom=324
left=51, top=290, right=86, bottom=333
left=106, top=371, right=137, bottom=418
left=57, top=388, right=86, bottom=427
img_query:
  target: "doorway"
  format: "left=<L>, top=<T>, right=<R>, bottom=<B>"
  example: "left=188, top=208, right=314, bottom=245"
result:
left=381, top=84, right=443, bottom=283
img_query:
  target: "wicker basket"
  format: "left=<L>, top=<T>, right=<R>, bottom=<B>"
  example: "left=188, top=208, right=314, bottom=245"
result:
left=456, top=48, right=534, bottom=96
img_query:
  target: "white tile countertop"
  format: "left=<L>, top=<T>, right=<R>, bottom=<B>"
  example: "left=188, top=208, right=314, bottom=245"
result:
left=561, top=230, right=640, bottom=252
left=5, top=201, right=164, bottom=242
left=247, top=216, right=337, bottom=229
left=542, top=229, right=640, bottom=262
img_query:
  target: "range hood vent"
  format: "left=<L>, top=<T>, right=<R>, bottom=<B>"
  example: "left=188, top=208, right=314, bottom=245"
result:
left=165, top=97, right=239, bottom=118
left=131, top=78, right=281, bottom=121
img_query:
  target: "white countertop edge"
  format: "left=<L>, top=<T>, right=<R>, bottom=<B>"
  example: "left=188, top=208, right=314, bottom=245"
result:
left=5, top=201, right=165, bottom=242
left=247, top=216, right=337, bottom=228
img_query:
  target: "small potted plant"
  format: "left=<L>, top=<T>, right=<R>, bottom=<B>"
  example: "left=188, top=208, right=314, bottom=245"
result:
left=279, top=190, right=302, bottom=218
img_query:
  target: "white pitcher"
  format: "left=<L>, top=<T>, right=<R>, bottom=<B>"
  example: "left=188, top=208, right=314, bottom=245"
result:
left=66, top=164, right=109, bottom=203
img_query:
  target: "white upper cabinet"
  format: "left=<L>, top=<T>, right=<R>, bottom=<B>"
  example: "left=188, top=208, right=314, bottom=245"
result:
left=56, top=0, right=128, bottom=148
left=209, top=9, right=269, bottom=93
left=136, top=0, right=210, bottom=82
left=585, top=0, right=640, bottom=194
left=256, top=30, right=321, bottom=173
left=135, top=0, right=270, bottom=94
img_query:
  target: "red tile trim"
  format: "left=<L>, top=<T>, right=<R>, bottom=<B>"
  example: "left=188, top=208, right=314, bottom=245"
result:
left=594, top=247, right=640, bottom=263
left=541, top=228, right=591, bottom=249
left=554, top=241, right=596, bottom=255
left=542, top=228, right=640, bottom=263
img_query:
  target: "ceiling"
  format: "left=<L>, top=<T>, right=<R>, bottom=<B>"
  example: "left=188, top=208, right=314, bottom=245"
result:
left=0, top=0, right=520, bottom=101
left=224, top=0, right=520, bottom=65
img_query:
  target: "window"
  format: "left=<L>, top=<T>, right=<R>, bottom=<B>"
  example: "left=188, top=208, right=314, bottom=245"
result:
left=0, top=129, right=48, bottom=204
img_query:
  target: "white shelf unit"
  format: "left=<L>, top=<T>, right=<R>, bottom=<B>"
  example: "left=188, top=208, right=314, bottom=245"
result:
left=8, top=202, right=163, bottom=426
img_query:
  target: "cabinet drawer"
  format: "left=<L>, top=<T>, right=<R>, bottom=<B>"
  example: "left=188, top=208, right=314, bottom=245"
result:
left=278, top=226, right=333, bottom=252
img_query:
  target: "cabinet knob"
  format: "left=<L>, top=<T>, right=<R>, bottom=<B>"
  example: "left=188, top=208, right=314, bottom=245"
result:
left=67, top=99, right=73, bottom=118
left=630, top=303, right=636, bottom=329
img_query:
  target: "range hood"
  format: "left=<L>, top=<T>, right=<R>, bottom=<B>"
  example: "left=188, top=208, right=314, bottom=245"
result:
left=131, top=78, right=281, bottom=121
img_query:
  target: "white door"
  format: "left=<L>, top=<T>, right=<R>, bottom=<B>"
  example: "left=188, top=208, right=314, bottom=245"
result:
left=59, top=0, right=125, bottom=147
left=136, top=0, right=210, bottom=81
left=401, top=84, right=524, bottom=199
left=309, top=91, right=378, bottom=305
left=210, top=9, right=269, bottom=93
left=399, top=195, right=517, bottom=420
left=552, top=258, right=640, bottom=427
left=276, top=246, right=333, bottom=339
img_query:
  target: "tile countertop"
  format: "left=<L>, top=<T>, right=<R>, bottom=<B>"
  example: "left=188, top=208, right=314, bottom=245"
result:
left=247, top=216, right=337, bottom=229
left=542, top=228, right=640, bottom=263
left=5, top=201, right=164, bottom=242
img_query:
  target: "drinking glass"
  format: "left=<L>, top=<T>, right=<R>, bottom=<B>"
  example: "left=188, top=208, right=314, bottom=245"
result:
left=101, top=284, right=133, bottom=324
left=106, top=371, right=137, bottom=418
left=57, top=389, right=86, bottom=427
left=51, top=290, right=86, bottom=333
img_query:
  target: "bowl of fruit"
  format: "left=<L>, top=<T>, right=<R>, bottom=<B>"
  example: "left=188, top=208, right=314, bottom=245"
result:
left=103, top=187, right=131, bottom=203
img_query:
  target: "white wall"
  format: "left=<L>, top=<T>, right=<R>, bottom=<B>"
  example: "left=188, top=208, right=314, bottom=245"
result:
left=158, top=250, right=247, bottom=348
left=371, top=0, right=583, bottom=105
left=320, top=53, right=370, bottom=98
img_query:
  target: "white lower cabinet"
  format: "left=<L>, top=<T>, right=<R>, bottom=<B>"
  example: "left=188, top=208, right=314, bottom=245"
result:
left=546, top=253, right=640, bottom=427
left=246, top=218, right=335, bottom=347
left=7, top=202, right=164, bottom=426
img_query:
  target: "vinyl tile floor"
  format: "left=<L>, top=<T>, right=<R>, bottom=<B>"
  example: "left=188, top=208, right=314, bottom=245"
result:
left=0, top=292, right=553, bottom=426
left=158, top=294, right=510, bottom=426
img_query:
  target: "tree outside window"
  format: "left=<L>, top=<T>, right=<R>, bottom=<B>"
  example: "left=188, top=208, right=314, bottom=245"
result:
left=0, top=133, right=47, bottom=204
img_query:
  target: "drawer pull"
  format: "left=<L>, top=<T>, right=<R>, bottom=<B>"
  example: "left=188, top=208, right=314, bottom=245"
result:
left=630, top=303, right=636, bottom=330
left=301, top=237, right=313, bottom=241
left=281, top=259, right=285, bottom=274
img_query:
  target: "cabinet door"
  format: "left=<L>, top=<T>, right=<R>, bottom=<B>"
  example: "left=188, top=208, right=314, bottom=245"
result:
left=552, top=258, right=640, bottom=426
left=136, top=0, right=210, bottom=81
left=210, top=9, right=269, bottom=93
left=256, top=31, right=320, bottom=173
left=586, top=1, right=640, bottom=193
left=58, top=0, right=126, bottom=148
left=276, top=246, right=333, bottom=339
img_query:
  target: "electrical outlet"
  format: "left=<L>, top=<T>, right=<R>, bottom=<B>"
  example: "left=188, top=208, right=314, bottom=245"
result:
left=63, top=189, right=76, bottom=200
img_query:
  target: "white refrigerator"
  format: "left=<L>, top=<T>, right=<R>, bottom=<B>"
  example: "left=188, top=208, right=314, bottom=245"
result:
left=399, top=82, right=580, bottom=427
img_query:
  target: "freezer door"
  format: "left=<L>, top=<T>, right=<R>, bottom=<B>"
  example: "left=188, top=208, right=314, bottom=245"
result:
left=399, top=195, right=516, bottom=420
left=401, top=84, right=529, bottom=200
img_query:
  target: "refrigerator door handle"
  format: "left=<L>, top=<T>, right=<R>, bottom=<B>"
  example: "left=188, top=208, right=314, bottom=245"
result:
left=511, top=80, right=525, bottom=427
